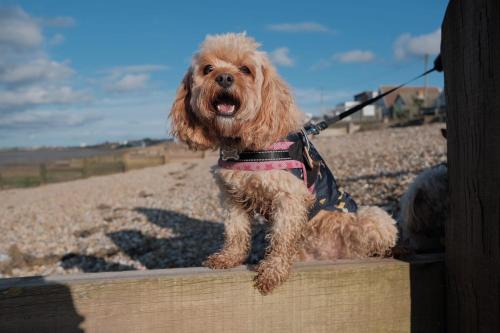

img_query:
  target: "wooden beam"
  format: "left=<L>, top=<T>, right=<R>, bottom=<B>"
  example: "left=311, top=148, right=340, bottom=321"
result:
left=442, top=0, right=500, bottom=331
left=0, top=257, right=443, bottom=333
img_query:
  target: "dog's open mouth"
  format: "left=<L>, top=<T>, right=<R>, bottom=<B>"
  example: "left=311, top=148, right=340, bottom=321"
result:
left=212, top=92, right=240, bottom=117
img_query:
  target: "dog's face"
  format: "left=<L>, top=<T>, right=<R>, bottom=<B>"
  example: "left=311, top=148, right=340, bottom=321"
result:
left=188, top=35, right=263, bottom=138
left=170, top=33, right=300, bottom=151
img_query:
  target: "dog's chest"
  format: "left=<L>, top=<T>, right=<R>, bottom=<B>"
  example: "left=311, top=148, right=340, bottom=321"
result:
left=216, top=168, right=312, bottom=215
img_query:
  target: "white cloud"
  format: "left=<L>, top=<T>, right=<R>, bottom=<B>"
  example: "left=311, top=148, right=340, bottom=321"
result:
left=100, top=64, right=168, bottom=93
left=0, top=58, right=73, bottom=85
left=293, top=88, right=352, bottom=104
left=49, top=33, right=65, bottom=46
left=0, top=109, right=99, bottom=129
left=104, top=64, right=169, bottom=76
left=0, top=7, right=75, bottom=52
left=268, top=47, right=294, bottom=67
left=309, top=59, right=332, bottom=71
left=107, top=74, right=149, bottom=92
left=0, top=6, right=172, bottom=148
left=310, top=50, right=375, bottom=70
left=394, top=29, right=441, bottom=60
left=39, top=16, right=76, bottom=27
left=293, top=88, right=353, bottom=115
left=0, top=6, right=42, bottom=50
left=0, top=5, right=87, bottom=119
left=0, top=86, right=90, bottom=111
left=267, top=22, right=334, bottom=33
left=0, top=89, right=174, bottom=148
left=333, top=50, right=375, bottom=63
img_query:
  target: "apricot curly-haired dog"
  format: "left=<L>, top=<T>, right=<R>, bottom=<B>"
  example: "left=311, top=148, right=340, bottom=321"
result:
left=170, top=33, right=398, bottom=294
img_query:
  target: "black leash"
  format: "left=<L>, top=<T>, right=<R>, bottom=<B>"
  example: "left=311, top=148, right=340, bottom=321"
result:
left=305, top=54, right=443, bottom=135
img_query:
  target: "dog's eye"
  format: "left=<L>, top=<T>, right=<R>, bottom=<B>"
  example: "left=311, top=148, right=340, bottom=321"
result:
left=239, top=66, right=251, bottom=75
left=203, top=65, right=214, bottom=75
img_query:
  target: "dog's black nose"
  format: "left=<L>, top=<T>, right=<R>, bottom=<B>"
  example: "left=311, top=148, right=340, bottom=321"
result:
left=215, top=73, right=234, bottom=88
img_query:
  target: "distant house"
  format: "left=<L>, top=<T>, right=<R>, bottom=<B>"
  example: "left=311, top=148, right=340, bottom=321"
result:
left=353, top=91, right=384, bottom=122
left=312, top=86, right=444, bottom=127
left=393, top=93, right=422, bottom=119
left=378, top=86, right=441, bottom=119
left=419, top=91, right=446, bottom=119
left=316, top=90, right=384, bottom=125
left=354, top=91, right=378, bottom=103
left=327, top=100, right=381, bottom=123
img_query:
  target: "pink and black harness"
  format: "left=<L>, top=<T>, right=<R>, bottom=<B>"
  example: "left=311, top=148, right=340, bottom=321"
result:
left=218, top=131, right=358, bottom=218
left=216, top=56, right=445, bottom=218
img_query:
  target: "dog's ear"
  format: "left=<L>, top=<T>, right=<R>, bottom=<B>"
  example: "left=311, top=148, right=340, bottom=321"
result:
left=240, top=56, right=299, bottom=149
left=169, top=67, right=215, bottom=150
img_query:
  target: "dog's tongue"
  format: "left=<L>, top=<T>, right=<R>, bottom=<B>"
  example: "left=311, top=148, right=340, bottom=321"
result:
left=217, top=104, right=235, bottom=114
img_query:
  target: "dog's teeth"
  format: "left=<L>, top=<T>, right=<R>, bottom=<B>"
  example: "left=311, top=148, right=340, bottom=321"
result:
left=217, top=104, right=235, bottom=114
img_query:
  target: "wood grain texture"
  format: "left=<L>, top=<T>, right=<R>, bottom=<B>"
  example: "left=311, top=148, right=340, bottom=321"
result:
left=442, top=0, right=500, bottom=332
left=0, top=258, right=444, bottom=333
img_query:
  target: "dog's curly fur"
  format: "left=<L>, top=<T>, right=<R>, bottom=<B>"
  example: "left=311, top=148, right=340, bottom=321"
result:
left=170, top=33, right=398, bottom=294
left=398, top=163, right=447, bottom=253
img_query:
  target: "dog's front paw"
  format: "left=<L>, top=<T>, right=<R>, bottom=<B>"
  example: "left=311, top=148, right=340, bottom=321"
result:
left=254, top=259, right=290, bottom=295
left=203, top=252, right=241, bottom=269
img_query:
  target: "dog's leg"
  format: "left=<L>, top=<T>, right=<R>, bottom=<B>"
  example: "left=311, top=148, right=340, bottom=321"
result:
left=254, top=193, right=308, bottom=294
left=204, top=205, right=251, bottom=269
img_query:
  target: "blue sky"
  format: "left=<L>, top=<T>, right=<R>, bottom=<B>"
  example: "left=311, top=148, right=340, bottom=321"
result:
left=0, top=0, right=448, bottom=148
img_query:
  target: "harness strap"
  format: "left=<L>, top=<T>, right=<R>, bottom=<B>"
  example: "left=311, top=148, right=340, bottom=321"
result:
left=218, top=139, right=316, bottom=192
left=225, top=150, right=291, bottom=162
left=218, top=158, right=314, bottom=192
left=219, top=141, right=296, bottom=162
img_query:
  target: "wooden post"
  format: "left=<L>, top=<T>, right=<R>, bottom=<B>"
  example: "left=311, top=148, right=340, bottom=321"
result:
left=442, top=0, right=500, bottom=331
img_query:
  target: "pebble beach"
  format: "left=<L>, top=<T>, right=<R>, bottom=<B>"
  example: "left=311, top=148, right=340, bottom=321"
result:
left=0, top=124, right=446, bottom=278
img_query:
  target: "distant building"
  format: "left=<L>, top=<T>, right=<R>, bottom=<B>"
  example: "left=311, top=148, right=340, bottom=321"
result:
left=354, top=90, right=384, bottom=121
left=117, top=138, right=167, bottom=149
left=327, top=100, right=381, bottom=123
left=436, top=91, right=446, bottom=111
left=354, top=91, right=378, bottom=103
left=313, top=86, right=444, bottom=127
left=392, top=88, right=441, bottom=119
left=420, top=91, right=447, bottom=118
left=378, top=85, right=441, bottom=119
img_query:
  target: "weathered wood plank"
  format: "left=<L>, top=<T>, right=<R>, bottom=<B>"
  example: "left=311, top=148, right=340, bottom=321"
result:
left=442, top=0, right=500, bottom=331
left=0, top=258, right=443, bottom=333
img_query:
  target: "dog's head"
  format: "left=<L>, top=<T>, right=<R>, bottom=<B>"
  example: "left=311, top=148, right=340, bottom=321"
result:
left=170, top=33, right=300, bottom=150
